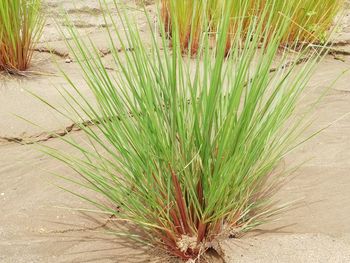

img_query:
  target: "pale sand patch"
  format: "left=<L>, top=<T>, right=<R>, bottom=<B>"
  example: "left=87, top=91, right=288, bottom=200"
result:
left=220, top=234, right=350, bottom=263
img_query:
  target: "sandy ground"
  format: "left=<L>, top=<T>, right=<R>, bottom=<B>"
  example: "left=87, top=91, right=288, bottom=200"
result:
left=1, top=1, right=350, bottom=262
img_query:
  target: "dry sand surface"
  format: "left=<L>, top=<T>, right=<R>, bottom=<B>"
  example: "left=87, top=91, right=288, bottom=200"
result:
left=1, top=1, right=350, bottom=262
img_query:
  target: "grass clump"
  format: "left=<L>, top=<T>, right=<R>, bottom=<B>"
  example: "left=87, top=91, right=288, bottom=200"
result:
left=284, top=0, right=344, bottom=43
left=0, top=0, right=44, bottom=73
left=40, top=0, right=328, bottom=260
left=161, top=0, right=204, bottom=54
left=161, top=0, right=344, bottom=54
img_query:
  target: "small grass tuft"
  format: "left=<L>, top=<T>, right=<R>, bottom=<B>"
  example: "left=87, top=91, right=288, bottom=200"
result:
left=0, top=0, right=45, bottom=73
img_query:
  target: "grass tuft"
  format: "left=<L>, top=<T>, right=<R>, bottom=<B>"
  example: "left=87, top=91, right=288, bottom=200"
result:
left=0, top=0, right=45, bottom=73
left=38, top=0, right=330, bottom=260
left=161, top=0, right=344, bottom=54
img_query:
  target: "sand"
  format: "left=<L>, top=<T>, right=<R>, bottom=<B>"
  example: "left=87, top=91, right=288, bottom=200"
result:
left=221, top=234, right=350, bottom=262
left=1, top=1, right=350, bottom=262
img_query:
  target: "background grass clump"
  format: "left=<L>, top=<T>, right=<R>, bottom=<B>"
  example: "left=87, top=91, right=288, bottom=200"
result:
left=161, top=0, right=344, bottom=54
left=0, top=0, right=44, bottom=73
left=40, top=0, right=329, bottom=260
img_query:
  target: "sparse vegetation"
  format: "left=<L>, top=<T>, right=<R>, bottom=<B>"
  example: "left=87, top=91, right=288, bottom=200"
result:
left=0, top=0, right=44, bottom=73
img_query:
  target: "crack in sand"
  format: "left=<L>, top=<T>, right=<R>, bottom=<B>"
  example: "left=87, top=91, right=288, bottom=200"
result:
left=0, top=120, right=94, bottom=145
left=99, top=47, right=135, bottom=57
left=0, top=54, right=343, bottom=146
left=269, top=57, right=309, bottom=73
left=32, top=46, right=134, bottom=62
left=325, top=40, right=350, bottom=57
left=33, top=47, right=70, bottom=58
left=333, top=89, right=350, bottom=94
left=330, top=48, right=350, bottom=56
left=32, top=41, right=350, bottom=62
left=331, top=39, right=350, bottom=47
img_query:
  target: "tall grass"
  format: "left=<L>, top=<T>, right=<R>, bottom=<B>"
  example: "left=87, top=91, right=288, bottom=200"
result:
left=284, top=0, right=344, bottom=43
left=161, top=0, right=205, bottom=55
left=0, top=0, right=44, bottom=72
left=39, top=0, right=328, bottom=260
left=161, top=0, right=343, bottom=54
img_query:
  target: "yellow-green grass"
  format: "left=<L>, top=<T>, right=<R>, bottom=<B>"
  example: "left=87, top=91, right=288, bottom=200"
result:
left=161, top=0, right=344, bottom=54
left=283, top=0, right=344, bottom=43
left=161, top=0, right=205, bottom=55
left=0, top=0, right=44, bottom=73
